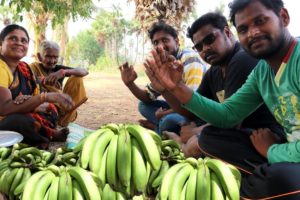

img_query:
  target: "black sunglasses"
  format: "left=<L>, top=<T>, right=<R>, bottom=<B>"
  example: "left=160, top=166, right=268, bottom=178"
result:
left=193, top=32, right=218, bottom=52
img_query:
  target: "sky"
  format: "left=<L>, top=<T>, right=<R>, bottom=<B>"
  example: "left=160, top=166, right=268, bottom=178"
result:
left=68, top=0, right=300, bottom=38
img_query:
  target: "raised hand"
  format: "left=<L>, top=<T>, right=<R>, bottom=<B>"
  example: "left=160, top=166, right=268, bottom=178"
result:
left=119, top=62, right=137, bottom=86
left=147, top=46, right=184, bottom=91
left=13, top=95, right=32, bottom=104
left=144, top=60, right=165, bottom=93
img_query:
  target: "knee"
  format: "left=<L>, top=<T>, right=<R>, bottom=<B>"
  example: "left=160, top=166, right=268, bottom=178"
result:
left=138, top=101, right=147, bottom=114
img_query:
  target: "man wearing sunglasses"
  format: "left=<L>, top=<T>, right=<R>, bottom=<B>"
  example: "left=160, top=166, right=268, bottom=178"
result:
left=151, top=12, right=284, bottom=169
left=119, top=20, right=207, bottom=135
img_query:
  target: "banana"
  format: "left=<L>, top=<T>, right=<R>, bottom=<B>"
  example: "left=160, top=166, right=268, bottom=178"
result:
left=159, top=162, right=188, bottom=200
left=9, top=167, right=24, bottom=197
left=80, top=129, right=107, bottom=169
left=148, top=161, right=162, bottom=187
left=161, top=139, right=180, bottom=149
left=180, top=181, right=188, bottom=200
left=151, top=160, right=169, bottom=188
left=116, top=191, right=127, bottom=200
left=13, top=167, right=31, bottom=196
left=117, top=126, right=132, bottom=187
left=32, top=171, right=55, bottom=200
left=196, top=161, right=211, bottom=200
left=126, top=124, right=162, bottom=170
left=210, top=172, right=225, bottom=200
left=97, top=147, right=109, bottom=186
left=131, top=137, right=148, bottom=193
left=89, top=129, right=114, bottom=174
left=205, top=158, right=239, bottom=200
left=169, top=164, right=193, bottom=200
left=185, top=168, right=197, bottom=200
left=68, top=166, right=101, bottom=200
left=18, top=147, right=42, bottom=158
left=58, top=169, right=73, bottom=200
left=0, top=160, right=9, bottom=175
left=48, top=176, right=59, bottom=200
left=102, top=123, right=120, bottom=133
left=0, top=147, right=12, bottom=160
left=4, top=167, right=19, bottom=195
left=227, top=164, right=242, bottom=188
left=0, top=168, right=11, bottom=194
left=72, top=179, right=85, bottom=200
left=46, top=164, right=61, bottom=176
left=185, top=157, right=198, bottom=168
left=21, top=170, right=50, bottom=200
left=73, top=136, right=87, bottom=153
left=106, top=134, right=119, bottom=189
left=147, top=129, right=162, bottom=147
left=102, top=183, right=117, bottom=200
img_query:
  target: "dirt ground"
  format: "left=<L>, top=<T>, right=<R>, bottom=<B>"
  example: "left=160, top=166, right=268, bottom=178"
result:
left=74, top=72, right=147, bottom=130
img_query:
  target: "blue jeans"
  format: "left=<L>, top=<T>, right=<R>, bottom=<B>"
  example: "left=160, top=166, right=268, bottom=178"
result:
left=138, top=100, right=188, bottom=135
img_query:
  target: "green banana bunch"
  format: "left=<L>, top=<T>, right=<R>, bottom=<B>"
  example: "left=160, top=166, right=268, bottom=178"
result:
left=161, top=139, right=185, bottom=164
left=80, top=128, right=108, bottom=169
left=13, top=167, right=32, bottom=196
left=0, top=147, right=12, bottom=161
left=58, top=169, right=73, bottom=200
left=126, top=124, right=162, bottom=170
left=89, top=129, right=114, bottom=175
left=205, top=158, right=240, bottom=200
left=68, top=166, right=101, bottom=200
left=21, top=170, right=54, bottom=200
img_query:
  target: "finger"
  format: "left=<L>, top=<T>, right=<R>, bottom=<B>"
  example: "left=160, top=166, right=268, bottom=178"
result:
left=156, top=46, right=167, bottom=63
left=151, top=49, right=162, bottom=68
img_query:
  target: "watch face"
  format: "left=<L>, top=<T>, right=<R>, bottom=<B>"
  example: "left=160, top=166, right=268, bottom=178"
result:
left=0, top=131, right=23, bottom=147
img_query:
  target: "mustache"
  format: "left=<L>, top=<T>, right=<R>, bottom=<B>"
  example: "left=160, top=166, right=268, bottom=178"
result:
left=204, top=51, right=216, bottom=60
left=248, top=35, right=271, bottom=48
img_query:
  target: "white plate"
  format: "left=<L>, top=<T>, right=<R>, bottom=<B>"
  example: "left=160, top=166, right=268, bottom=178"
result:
left=0, top=131, right=24, bottom=147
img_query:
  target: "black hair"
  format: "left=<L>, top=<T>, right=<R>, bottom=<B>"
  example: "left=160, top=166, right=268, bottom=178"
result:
left=229, top=0, right=284, bottom=26
left=0, top=24, right=30, bottom=44
left=147, top=20, right=178, bottom=40
left=187, top=12, right=228, bottom=42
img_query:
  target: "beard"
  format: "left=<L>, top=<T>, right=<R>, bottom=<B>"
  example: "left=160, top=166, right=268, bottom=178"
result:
left=246, top=32, right=285, bottom=59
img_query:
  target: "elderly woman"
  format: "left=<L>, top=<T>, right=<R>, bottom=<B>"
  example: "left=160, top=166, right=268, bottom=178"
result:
left=0, top=24, right=74, bottom=148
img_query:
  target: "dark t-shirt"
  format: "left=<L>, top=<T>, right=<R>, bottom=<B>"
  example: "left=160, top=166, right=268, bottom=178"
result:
left=197, top=43, right=284, bottom=137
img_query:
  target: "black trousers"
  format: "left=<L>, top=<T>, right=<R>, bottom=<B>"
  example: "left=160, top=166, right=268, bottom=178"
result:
left=0, top=114, right=49, bottom=146
left=198, top=126, right=300, bottom=199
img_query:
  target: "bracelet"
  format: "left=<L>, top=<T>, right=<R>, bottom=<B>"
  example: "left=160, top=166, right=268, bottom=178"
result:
left=40, top=92, right=46, bottom=103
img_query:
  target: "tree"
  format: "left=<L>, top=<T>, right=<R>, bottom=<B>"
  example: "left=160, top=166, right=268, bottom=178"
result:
left=91, top=6, right=138, bottom=65
left=128, top=0, right=196, bottom=32
left=1, top=0, right=95, bottom=54
left=66, top=30, right=102, bottom=67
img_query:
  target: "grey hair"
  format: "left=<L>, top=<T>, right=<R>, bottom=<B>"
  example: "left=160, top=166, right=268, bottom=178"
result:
left=39, top=40, right=60, bottom=54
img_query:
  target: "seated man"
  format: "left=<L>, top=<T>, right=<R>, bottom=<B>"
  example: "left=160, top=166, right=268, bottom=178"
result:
left=147, top=13, right=285, bottom=173
left=119, top=20, right=207, bottom=135
left=30, top=40, right=88, bottom=127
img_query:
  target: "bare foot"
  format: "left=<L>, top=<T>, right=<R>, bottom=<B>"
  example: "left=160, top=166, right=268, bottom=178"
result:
left=162, top=131, right=182, bottom=143
left=138, top=119, right=156, bottom=130
left=52, top=127, right=69, bottom=142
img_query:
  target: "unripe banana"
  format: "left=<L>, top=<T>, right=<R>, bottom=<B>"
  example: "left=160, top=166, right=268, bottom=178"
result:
left=72, top=179, right=85, bottom=200
left=48, top=176, right=59, bottom=200
left=126, top=124, right=162, bottom=170
left=210, top=172, right=225, bottom=200
left=131, top=138, right=148, bottom=193
left=185, top=168, right=197, bottom=200
left=13, top=167, right=31, bottom=196
left=205, top=158, right=240, bottom=200
left=196, top=162, right=211, bottom=200
left=106, top=134, right=119, bottom=189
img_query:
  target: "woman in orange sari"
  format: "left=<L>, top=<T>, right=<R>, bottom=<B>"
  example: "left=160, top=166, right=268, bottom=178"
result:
left=0, top=24, right=74, bottom=148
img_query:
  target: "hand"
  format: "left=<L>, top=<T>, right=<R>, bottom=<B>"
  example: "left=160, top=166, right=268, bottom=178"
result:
left=45, top=92, right=74, bottom=111
left=144, top=60, right=165, bottom=93
left=146, top=46, right=184, bottom=91
left=180, top=122, right=197, bottom=143
left=13, top=95, right=32, bottom=104
left=155, top=107, right=167, bottom=120
left=250, top=128, right=280, bottom=158
left=119, top=62, right=137, bottom=86
left=44, top=70, right=64, bottom=87
left=34, top=102, right=49, bottom=113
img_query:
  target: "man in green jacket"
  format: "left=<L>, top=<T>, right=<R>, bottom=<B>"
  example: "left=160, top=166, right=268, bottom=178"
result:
left=146, top=0, right=300, bottom=199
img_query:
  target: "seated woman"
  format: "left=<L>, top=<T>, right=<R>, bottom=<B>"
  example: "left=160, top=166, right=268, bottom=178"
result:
left=0, top=24, right=74, bottom=149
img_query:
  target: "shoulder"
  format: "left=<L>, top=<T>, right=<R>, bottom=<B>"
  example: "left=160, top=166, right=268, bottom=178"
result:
left=178, top=48, right=207, bottom=69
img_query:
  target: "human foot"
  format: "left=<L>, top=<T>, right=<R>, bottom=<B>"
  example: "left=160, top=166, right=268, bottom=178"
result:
left=138, top=119, right=156, bottom=130
left=52, top=127, right=69, bottom=142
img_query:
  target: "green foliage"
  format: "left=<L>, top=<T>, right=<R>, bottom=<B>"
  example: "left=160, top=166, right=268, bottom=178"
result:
left=1, top=0, right=95, bottom=27
left=66, top=30, right=102, bottom=67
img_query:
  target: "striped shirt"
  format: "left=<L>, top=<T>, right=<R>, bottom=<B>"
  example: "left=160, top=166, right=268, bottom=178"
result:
left=176, top=48, right=207, bottom=91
